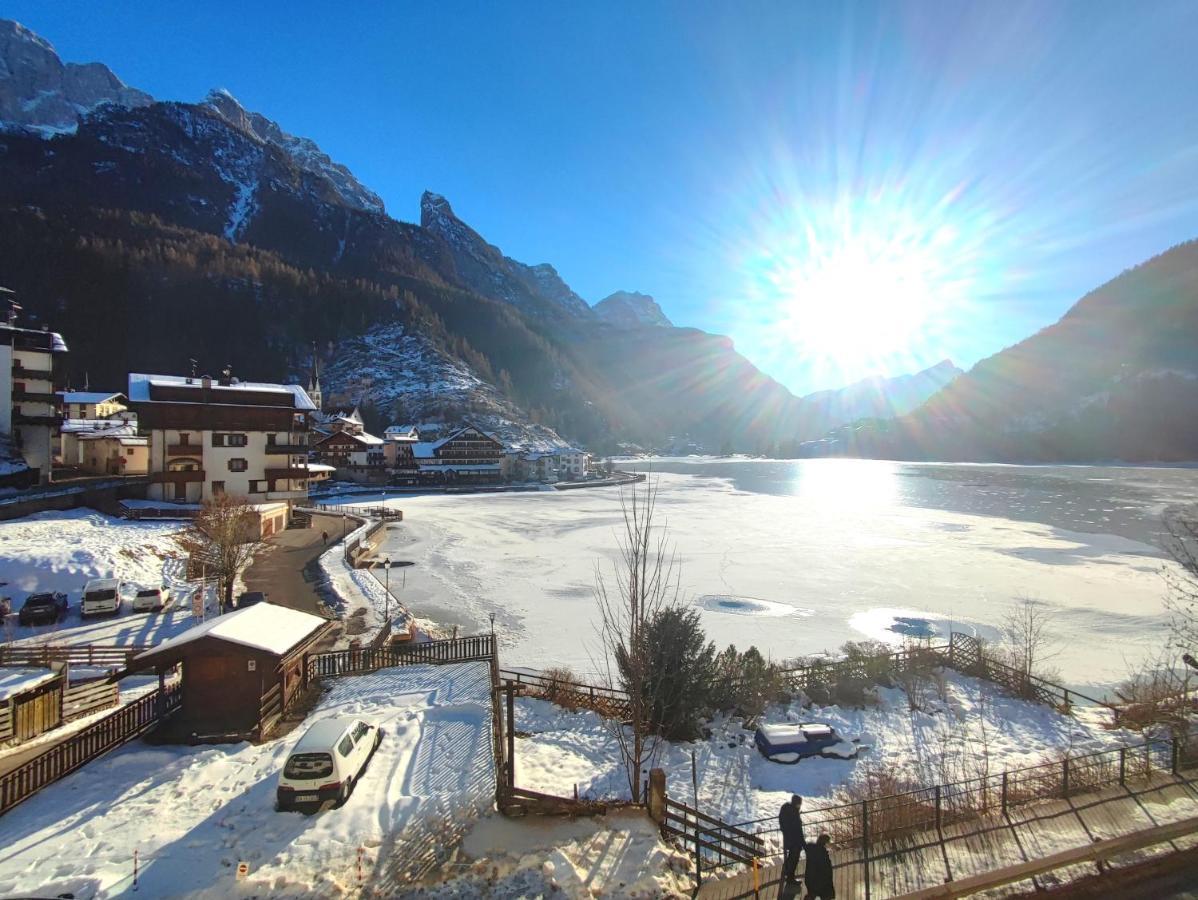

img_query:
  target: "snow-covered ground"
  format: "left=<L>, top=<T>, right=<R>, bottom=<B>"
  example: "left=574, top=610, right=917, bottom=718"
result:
left=0, top=509, right=217, bottom=647
left=0, top=663, right=496, bottom=898
left=513, top=671, right=1136, bottom=833
left=329, top=463, right=1194, bottom=693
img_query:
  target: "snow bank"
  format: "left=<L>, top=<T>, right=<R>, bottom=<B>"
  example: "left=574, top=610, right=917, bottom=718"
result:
left=0, top=662, right=495, bottom=898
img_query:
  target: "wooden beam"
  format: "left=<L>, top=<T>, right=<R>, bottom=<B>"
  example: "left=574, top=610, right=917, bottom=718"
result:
left=892, top=815, right=1198, bottom=899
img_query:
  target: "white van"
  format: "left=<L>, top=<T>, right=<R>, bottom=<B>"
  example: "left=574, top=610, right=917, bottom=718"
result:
left=81, top=578, right=123, bottom=617
left=276, top=718, right=381, bottom=810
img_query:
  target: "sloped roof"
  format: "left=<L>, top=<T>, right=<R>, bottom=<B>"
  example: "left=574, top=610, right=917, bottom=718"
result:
left=134, top=603, right=328, bottom=662
left=128, top=373, right=316, bottom=411
left=60, top=391, right=125, bottom=405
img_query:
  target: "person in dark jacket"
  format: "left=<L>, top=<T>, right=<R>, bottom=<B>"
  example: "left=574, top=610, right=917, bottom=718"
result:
left=803, top=833, right=834, bottom=898
left=779, top=794, right=806, bottom=884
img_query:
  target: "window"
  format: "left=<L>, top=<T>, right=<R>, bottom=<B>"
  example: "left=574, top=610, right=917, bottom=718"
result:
left=248, top=479, right=265, bottom=493
left=353, top=721, right=370, bottom=742
left=228, top=458, right=248, bottom=472
left=178, top=432, right=191, bottom=445
left=211, top=481, right=225, bottom=496
left=212, top=433, right=248, bottom=447
left=337, top=735, right=354, bottom=757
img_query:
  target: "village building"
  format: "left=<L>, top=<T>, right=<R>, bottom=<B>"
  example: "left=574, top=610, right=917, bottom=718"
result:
left=0, top=290, right=68, bottom=484
left=311, top=407, right=388, bottom=483
left=59, top=414, right=137, bottom=468
left=0, top=665, right=65, bottom=745
left=557, top=447, right=591, bottom=479
left=76, top=429, right=149, bottom=476
left=133, top=604, right=332, bottom=740
left=412, top=424, right=504, bottom=484
left=303, top=461, right=335, bottom=484
left=59, top=390, right=127, bottom=421
left=127, top=371, right=314, bottom=510
left=383, top=424, right=420, bottom=484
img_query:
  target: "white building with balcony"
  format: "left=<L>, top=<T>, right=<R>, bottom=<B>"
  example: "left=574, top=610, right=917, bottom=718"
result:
left=127, top=371, right=315, bottom=509
left=0, top=291, right=68, bottom=484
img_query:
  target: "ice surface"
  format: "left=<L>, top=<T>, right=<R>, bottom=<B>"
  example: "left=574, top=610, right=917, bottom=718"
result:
left=346, top=463, right=1190, bottom=691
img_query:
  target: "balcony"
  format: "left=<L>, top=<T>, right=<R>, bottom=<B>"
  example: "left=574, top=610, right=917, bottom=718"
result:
left=12, top=412, right=61, bottom=427
left=11, top=364, right=53, bottom=381
left=265, top=437, right=308, bottom=454
left=265, top=467, right=309, bottom=480
left=149, top=469, right=205, bottom=484
left=11, top=390, right=57, bottom=403
left=167, top=444, right=202, bottom=456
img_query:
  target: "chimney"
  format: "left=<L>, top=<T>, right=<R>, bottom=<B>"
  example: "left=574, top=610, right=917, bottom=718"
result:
left=201, top=375, right=212, bottom=389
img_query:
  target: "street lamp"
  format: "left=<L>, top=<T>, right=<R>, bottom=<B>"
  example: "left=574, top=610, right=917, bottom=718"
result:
left=489, top=611, right=495, bottom=637
left=383, top=557, right=392, bottom=632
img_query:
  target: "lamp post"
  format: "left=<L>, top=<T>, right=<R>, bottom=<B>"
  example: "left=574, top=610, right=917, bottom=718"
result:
left=342, top=513, right=348, bottom=562
left=489, top=611, right=495, bottom=637
left=383, top=557, right=391, bottom=631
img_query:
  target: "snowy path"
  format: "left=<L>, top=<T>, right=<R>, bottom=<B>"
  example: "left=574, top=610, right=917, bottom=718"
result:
left=0, top=663, right=496, bottom=898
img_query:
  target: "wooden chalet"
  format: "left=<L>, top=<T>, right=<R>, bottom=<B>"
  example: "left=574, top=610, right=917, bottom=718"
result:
left=133, top=604, right=332, bottom=741
left=412, top=424, right=504, bottom=484
left=0, top=665, right=64, bottom=745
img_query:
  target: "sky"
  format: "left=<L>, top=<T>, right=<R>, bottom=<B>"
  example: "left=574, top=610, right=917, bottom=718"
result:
left=7, top=1, right=1198, bottom=394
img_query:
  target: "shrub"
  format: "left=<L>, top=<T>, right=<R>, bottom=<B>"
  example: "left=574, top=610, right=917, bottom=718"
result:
left=621, top=606, right=716, bottom=741
left=540, top=666, right=579, bottom=709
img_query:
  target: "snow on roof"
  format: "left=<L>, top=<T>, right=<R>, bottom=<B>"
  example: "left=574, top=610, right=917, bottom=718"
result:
left=305, top=463, right=336, bottom=472
left=127, top=373, right=316, bottom=410
left=0, top=667, right=59, bottom=701
left=61, top=419, right=137, bottom=435
left=354, top=432, right=384, bottom=446
left=134, top=603, right=327, bottom=661
left=60, top=391, right=125, bottom=405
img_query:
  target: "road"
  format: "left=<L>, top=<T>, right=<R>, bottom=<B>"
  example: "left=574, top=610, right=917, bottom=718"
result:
left=241, top=513, right=347, bottom=615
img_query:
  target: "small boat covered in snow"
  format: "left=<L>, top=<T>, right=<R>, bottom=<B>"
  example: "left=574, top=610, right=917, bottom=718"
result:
left=754, top=722, right=862, bottom=763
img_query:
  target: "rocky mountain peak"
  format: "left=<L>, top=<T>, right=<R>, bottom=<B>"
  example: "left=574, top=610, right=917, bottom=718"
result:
left=202, top=87, right=384, bottom=214
left=0, top=18, right=152, bottom=135
left=593, top=291, right=672, bottom=328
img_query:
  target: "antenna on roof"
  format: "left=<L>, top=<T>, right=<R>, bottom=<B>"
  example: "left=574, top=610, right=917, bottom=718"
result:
left=0, top=287, right=20, bottom=326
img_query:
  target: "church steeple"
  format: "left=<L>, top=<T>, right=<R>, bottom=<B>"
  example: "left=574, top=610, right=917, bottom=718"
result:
left=308, top=343, right=323, bottom=412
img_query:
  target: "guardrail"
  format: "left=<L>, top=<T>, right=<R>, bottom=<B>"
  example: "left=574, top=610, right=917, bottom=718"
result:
left=307, top=634, right=495, bottom=679
left=0, top=683, right=181, bottom=816
left=499, top=668, right=632, bottom=719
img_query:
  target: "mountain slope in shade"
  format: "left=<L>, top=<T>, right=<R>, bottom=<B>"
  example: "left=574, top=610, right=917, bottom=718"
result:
left=202, top=89, right=384, bottom=214
left=593, top=291, right=672, bottom=328
left=0, top=19, right=151, bottom=135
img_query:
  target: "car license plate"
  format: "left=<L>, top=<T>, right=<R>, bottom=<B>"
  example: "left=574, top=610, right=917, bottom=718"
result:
left=296, top=794, right=320, bottom=802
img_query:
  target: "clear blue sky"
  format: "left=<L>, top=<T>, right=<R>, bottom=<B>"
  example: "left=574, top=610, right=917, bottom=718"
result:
left=8, top=2, right=1198, bottom=394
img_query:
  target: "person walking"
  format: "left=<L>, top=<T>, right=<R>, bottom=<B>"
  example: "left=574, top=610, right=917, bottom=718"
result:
left=779, top=794, right=806, bottom=887
left=803, top=833, right=835, bottom=899
left=321, top=530, right=329, bottom=546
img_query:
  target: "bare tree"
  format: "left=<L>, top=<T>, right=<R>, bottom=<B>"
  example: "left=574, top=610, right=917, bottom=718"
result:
left=594, top=477, right=679, bottom=803
left=186, top=494, right=263, bottom=613
left=1162, top=510, right=1198, bottom=656
left=1000, top=596, right=1060, bottom=682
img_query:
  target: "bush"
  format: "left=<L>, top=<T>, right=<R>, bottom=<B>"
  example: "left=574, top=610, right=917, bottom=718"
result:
left=709, top=644, right=789, bottom=720
left=540, top=666, right=579, bottom=709
left=622, top=606, right=716, bottom=741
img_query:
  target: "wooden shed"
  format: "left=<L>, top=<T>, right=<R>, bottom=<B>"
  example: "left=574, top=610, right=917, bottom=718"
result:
left=133, top=604, right=331, bottom=741
left=0, top=665, right=64, bottom=744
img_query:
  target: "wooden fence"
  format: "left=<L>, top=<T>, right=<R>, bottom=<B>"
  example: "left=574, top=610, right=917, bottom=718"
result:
left=62, top=679, right=119, bottom=722
left=0, top=643, right=148, bottom=669
left=0, top=683, right=181, bottom=816
left=663, top=796, right=767, bottom=877
left=499, top=668, right=632, bottom=719
left=307, top=634, right=496, bottom=680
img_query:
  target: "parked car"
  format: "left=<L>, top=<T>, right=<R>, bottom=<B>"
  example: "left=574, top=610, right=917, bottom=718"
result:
left=132, top=586, right=171, bottom=613
left=236, top=591, right=268, bottom=609
left=276, top=718, right=382, bottom=811
left=754, top=722, right=863, bottom=763
left=18, top=591, right=69, bottom=626
left=81, top=578, right=123, bottom=617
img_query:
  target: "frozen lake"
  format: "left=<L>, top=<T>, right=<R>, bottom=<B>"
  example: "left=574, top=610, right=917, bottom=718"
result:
left=342, top=460, right=1198, bottom=696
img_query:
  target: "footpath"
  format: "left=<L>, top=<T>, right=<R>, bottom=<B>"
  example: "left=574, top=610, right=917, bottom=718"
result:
left=242, top=513, right=346, bottom=618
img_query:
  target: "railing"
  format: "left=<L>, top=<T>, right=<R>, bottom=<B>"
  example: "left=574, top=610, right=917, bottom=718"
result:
left=165, top=444, right=202, bottom=456
left=307, top=634, right=495, bottom=679
left=499, top=668, right=632, bottom=719
left=663, top=796, right=766, bottom=882
left=695, top=728, right=1198, bottom=896
left=0, top=683, right=181, bottom=816
left=0, top=705, right=12, bottom=742
left=149, top=469, right=205, bottom=484
left=0, top=644, right=149, bottom=668
left=62, top=679, right=119, bottom=722
left=315, top=503, right=404, bottom=520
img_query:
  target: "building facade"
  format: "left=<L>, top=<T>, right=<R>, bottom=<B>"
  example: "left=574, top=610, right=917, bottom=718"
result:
left=412, top=424, right=504, bottom=484
left=59, top=391, right=127, bottom=421
left=0, top=296, right=68, bottom=483
left=128, top=372, right=314, bottom=506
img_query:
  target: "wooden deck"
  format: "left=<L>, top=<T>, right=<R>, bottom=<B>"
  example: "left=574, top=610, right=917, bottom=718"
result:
left=696, top=773, right=1198, bottom=899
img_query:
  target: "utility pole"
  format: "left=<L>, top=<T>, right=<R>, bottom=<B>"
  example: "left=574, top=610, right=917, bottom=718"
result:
left=383, top=557, right=391, bottom=632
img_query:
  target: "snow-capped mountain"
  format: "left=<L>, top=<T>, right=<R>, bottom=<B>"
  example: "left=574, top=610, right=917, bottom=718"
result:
left=593, top=291, right=672, bottom=328
left=0, top=19, right=151, bottom=135
left=202, top=89, right=384, bottom=214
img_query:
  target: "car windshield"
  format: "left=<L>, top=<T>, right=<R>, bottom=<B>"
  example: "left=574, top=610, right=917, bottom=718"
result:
left=26, top=596, right=54, bottom=607
left=283, top=753, right=333, bottom=780
left=86, top=589, right=116, bottom=601
left=137, top=590, right=158, bottom=598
